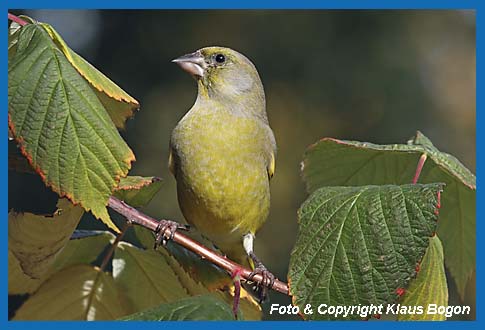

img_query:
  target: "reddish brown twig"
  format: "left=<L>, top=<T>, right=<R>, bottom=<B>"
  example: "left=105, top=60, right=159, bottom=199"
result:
left=8, top=13, right=28, bottom=26
left=412, top=153, right=427, bottom=184
left=108, top=196, right=289, bottom=296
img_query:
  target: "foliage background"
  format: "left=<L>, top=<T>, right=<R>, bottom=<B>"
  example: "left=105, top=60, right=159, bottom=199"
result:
left=8, top=10, right=476, bottom=320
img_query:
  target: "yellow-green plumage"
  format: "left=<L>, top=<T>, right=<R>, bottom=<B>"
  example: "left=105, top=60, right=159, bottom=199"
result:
left=170, top=47, right=276, bottom=265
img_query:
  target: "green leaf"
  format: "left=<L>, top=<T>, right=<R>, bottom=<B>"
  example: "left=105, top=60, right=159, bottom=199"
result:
left=8, top=23, right=135, bottom=232
left=8, top=16, right=36, bottom=60
left=120, top=295, right=236, bottom=321
left=134, top=226, right=230, bottom=291
left=133, top=225, right=156, bottom=250
left=113, top=242, right=192, bottom=311
left=51, top=230, right=115, bottom=272
left=301, top=131, right=475, bottom=300
left=398, top=236, right=448, bottom=321
left=172, top=245, right=234, bottom=290
left=113, top=176, right=163, bottom=207
left=113, top=241, right=261, bottom=320
left=13, top=264, right=132, bottom=320
left=41, top=22, right=139, bottom=129
left=8, top=22, right=21, bottom=59
left=8, top=250, right=43, bottom=295
left=9, top=229, right=114, bottom=295
left=8, top=227, right=114, bottom=295
left=288, top=184, right=442, bottom=320
left=155, top=246, right=212, bottom=297
left=95, top=90, right=139, bottom=130
left=140, top=227, right=256, bottom=313
left=158, top=243, right=262, bottom=320
left=8, top=199, right=83, bottom=281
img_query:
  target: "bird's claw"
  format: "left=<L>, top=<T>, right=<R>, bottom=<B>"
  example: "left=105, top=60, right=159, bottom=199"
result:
left=248, top=264, right=275, bottom=303
left=153, top=220, right=187, bottom=248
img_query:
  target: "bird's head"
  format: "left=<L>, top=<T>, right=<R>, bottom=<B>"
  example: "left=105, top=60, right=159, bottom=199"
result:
left=173, top=46, right=265, bottom=107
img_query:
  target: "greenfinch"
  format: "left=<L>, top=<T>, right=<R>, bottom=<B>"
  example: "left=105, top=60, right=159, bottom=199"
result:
left=170, top=46, right=276, bottom=297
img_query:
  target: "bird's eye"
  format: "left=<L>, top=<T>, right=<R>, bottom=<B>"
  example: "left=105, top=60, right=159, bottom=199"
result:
left=215, top=54, right=226, bottom=64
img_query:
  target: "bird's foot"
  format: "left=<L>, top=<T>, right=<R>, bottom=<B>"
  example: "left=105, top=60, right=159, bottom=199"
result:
left=153, top=219, right=188, bottom=248
left=248, top=253, right=275, bottom=303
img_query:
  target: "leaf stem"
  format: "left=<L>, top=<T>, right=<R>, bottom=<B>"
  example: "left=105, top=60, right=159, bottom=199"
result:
left=412, top=153, right=428, bottom=184
left=108, top=196, right=290, bottom=295
left=8, top=13, right=28, bottom=26
left=99, top=221, right=131, bottom=272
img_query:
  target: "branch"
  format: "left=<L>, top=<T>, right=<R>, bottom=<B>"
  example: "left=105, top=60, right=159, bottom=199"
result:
left=108, top=196, right=290, bottom=296
left=8, top=13, right=28, bottom=26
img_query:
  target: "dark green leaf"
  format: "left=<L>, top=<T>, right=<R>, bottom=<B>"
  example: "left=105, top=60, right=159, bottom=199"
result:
left=8, top=22, right=21, bottom=59
left=133, top=225, right=156, bottom=250
left=8, top=16, right=35, bottom=60
left=51, top=230, right=115, bottom=271
left=120, top=295, right=235, bottom=321
left=301, top=132, right=475, bottom=299
left=288, top=184, right=442, bottom=320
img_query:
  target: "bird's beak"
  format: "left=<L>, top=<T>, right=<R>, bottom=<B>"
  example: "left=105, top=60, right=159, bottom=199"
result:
left=172, top=51, right=206, bottom=78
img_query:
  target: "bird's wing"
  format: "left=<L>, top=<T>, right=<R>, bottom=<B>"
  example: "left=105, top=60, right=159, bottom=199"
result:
left=168, top=146, right=175, bottom=176
left=266, top=126, right=277, bottom=181
left=267, top=151, right=275, bottom=180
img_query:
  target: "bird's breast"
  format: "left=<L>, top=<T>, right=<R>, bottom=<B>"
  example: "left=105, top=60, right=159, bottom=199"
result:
left=170, top=109, right=272, bottom=243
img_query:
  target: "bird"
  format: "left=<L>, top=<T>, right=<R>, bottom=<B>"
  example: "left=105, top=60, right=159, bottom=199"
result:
left=169, top=46, right=277, bottom=300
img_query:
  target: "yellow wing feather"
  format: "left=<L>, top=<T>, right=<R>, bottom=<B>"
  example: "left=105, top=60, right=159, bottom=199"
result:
left=168, top=147, right=175, bottom=176
left=267, top=152, right=275, bottom=180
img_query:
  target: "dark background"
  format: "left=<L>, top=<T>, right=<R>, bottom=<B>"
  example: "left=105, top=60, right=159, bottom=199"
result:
left=9, top=10, right=476, bottom=320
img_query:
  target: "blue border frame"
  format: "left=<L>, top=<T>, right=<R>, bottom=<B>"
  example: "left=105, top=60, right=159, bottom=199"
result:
left=1, top=0, right=482, bottom=9
left=3, top=0, right=481, bottom=328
